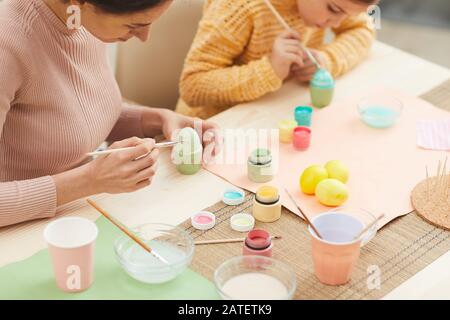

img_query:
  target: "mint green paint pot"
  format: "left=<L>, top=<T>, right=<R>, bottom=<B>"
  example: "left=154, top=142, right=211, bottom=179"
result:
left=172, top=127, right=203, bottom=175
left=310, top=68, right=334, bottom=108
left=247, top=148, right=274, bottom=183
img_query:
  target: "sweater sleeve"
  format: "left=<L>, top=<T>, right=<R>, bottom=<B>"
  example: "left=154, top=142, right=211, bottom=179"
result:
left=0, top=32, right=57, bottom=227
left=106, top=102, right=146, bottom=142
left=316, top=13, right=376, bottom=78
left=179, top=0, right=283, bottom=109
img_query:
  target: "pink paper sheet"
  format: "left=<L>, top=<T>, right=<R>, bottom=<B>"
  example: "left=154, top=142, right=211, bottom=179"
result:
left=205, top=88, right=450, bottom=229
left=417, top=120, right=450, bottom=151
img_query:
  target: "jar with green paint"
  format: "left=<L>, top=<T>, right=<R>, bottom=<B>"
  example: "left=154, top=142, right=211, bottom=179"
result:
left=247, top=148, right=274, bottom=183
left=310, top=68, right=335, bottom=108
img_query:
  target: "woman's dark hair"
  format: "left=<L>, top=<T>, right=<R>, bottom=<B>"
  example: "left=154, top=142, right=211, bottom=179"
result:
left=77, top=0, right=168, bottom=14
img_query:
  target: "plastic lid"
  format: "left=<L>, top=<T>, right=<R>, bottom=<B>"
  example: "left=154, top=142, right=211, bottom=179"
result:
left=245, top=229, right=272, bottom=250
left=222, top=188, right=245, bottom=206
left=230, top=213, right=255, bottom=232
left=248, top=148, right=272, bottom=165
left=310, top=68, right=335, bottom=89
left=191, top=211, right=215, bottom=231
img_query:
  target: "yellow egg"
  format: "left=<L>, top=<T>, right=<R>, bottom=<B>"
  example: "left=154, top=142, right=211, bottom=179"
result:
left=300, top=165, right=329, bottom=195
left=325, top=160, right=349, bottom=183
left=315, top=179, right=349, bottom=207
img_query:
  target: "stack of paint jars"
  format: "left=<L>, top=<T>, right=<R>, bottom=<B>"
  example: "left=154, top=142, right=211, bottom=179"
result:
left=278, top=106, right=313, bottom=151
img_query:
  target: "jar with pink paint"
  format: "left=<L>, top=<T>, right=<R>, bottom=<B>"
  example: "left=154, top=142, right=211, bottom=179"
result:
left=242, top=229, right=273, bottom=258
left=293, top=126, right=311, bottom=151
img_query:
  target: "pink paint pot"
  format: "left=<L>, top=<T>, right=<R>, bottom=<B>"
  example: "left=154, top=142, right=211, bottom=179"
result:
left=43, top=217, right=98, bottom=293
left=293, top=126, right=311, bottom=151
left=191, top=211, right=216, bottom=230
left=243, top=229, right=273, bottom=258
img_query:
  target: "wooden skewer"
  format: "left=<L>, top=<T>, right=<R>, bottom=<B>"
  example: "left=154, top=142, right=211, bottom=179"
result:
left=87, top=140, right=181, bottom=157
left=352, top=213, right=385, bottom=241
left=284, top=188, right=323, bottom=239
left=426, top=166, right=430, bottom=200
left=262, top=0, right=321, bottom=69
left=195, top=235, right=282, bottom=246
left=86, top=199, right=169, bottom=264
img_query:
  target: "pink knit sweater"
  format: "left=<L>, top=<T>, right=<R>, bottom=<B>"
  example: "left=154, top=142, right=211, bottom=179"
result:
left=0, top=0, right=146, bottom=227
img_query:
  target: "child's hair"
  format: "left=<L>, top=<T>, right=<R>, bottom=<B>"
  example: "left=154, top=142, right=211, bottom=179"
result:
left=66, top=0, right=167, bottom=14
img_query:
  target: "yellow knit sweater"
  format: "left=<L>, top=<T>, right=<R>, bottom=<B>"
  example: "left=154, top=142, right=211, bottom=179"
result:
left=177, top=0, right=376, bottom=119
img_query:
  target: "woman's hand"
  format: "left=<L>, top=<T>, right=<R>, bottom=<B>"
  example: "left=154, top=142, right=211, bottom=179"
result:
left=142, top=108, right=222, bottom=157
left=290, top=49, right=326, bottom=83
left=52, top=137, right=159, bottom=206
left=86, top=137, right=159, bottom=194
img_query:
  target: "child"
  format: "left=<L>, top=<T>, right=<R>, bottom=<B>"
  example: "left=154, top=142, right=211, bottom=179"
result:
left=176, top=0, right=378, bottom=119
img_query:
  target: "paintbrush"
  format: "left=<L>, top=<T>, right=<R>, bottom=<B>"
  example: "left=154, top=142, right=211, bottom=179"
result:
left=284, top=188, right=323, bottom=239
left=87, top=140, right=181, bottom=157
left=262, top=0, right=321, bottom=69
left=86, top=199, right=169, bottom=264
left=195, top=235, right=282, bottom=245
left=352, top=213, right=385, bottom=241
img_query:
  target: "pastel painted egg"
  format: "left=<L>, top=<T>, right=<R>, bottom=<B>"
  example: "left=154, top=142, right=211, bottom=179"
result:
left=300, top=165, right=329, bottom=195
left=315, top=179, right=349, bottom=207
left=325, top=160, right=349, bottom=184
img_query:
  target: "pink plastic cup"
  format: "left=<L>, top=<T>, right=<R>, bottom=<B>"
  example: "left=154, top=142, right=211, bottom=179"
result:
left=43, top=217, right=98, bottom=293
left=308, top=212, right=376, bottom=286
left=293, top=126, right=311, bottom=150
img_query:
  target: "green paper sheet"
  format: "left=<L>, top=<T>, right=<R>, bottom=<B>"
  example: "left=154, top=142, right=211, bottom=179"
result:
left=0, top=217, right=219, bottom=300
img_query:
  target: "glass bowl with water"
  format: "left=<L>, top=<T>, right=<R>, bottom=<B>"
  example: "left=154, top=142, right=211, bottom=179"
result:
left=114, top=223, right=194, bottom=284
left=358, top=96, right=403, bottom=128
left=214, top=256, right=297, bottom=300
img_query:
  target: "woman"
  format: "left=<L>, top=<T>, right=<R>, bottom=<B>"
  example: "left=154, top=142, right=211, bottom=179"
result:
left=0, top=0, right=219, bottom=227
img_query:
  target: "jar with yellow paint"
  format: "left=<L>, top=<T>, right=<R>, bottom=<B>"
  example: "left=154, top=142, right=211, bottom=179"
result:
left=252, top=186, right=282, bottom=223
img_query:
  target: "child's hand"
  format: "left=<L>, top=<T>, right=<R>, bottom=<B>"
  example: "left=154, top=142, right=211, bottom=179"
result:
left=269, top=30, right=304, bottom=80
left=290, top=49, right=326, bottom=83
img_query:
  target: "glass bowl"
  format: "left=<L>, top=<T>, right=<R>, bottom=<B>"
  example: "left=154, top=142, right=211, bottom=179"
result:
left=358, top=95, right=403, bottom=128
left=114, top=223, right=194, bottom=284
left=214, top=255, right=296, bottom=300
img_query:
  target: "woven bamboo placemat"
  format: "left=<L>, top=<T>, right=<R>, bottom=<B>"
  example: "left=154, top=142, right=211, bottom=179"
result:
left=181, top=80, right=450, bottom=300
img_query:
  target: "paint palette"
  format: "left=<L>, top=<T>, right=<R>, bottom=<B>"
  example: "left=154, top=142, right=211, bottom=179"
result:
left=114, top=223, right=194, bottom=284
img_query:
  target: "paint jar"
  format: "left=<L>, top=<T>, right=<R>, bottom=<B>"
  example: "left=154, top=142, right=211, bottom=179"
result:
left=310, top=68, right=334, bottom=108
left=252, top=186, right=282, bottom=223
left=243, top=229, right=273, bottom=257
left=191, top=211, right=216, bottom=230
left=222, top=188, right=245, bottom=206
left=294, top=106, right=313, bottom=127
left=172, top=127, right=202, bottom=175
left=293, top=126, right=311, bottom=151
left=214, top=256, right=296, bottom=300
left=247, top=148, right=274, bottom=183
left=278, top=119, right=297, bottom=143
left=230, top=213, right=255, bottom=232
left=309, top=210, right=377, bottom=285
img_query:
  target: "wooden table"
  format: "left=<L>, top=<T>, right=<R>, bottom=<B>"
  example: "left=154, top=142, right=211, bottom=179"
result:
left=1, top=41, right=449, bottom=299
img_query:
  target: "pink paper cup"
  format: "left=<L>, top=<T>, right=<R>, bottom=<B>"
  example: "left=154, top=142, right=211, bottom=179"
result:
left=43, top=217, right=98, bottom=293
left=293, top=126, right=311, bottom=150
left=308, top=212, right=376, bottom=286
